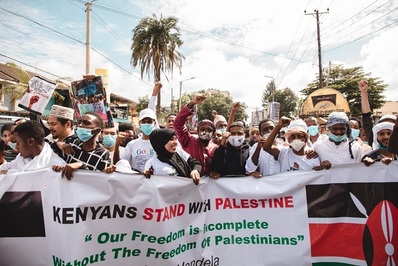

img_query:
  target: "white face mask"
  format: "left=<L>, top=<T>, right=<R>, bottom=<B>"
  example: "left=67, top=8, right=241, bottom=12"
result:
left=8, top=142, right=17, bottom=150
left=228, top=135, right=245, bottom=147
left=290, top=140, right=306, bottom=152
left=263, top=133, right=271, bottom=139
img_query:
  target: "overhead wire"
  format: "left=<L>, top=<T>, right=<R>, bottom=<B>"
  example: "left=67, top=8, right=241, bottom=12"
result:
left=323, top=5, right=398, bottom=49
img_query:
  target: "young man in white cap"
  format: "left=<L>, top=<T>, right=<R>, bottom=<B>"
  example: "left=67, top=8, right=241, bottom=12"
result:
left=114, top=108, right=157, bottom=173
left=314, top=111, right=362, bottom=168
left=263, top=117, right=322, bottom=172
left=362, top=122, right=396, bottom=165
left=46, top=105, right=75, bottom=143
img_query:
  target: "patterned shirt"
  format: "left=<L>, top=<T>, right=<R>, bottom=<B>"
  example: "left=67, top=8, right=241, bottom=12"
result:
left=51, top=136, right=110, bottom=171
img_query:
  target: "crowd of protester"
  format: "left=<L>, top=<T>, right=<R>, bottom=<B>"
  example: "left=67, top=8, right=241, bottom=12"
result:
left=0, top=80, right=397, bottom=184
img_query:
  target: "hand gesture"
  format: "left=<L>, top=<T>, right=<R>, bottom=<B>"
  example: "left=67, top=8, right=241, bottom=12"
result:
left=104, top=165, right=116, bottom=174
left=143, top=166, right=154, bottom=179
left=153, top=82, right=162, bottom=95
left=190, top=170, right=201, bottom=185
left=381, top=157, right=393, bottom=165
left=359, top=80, right=368, bottom=92
left=231, top=102, right=240, bottom=111
left=190, top=93, right=207, bottom=105
left=361, top=157, right=375, bottom=167
left=209, top=171, right=220, bottom=179
left=250, top=171, right=262, bottom=178
left=278, top=117, right=291, bottom=128
left=220, top=131, right=231, bottom=146
left=52, top=162, right=82, bottom=180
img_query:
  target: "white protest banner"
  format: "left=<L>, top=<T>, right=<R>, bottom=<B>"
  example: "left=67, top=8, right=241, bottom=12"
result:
left=18, top=76, right=57, bottom=115
left=0, top=162, right=397, bottom=266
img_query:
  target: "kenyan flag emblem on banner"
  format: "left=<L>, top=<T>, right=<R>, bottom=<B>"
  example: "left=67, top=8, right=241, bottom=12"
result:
left=306, top=183, right=398, bottom=265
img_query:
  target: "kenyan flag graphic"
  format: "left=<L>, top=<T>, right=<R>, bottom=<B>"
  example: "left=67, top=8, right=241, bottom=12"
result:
left=306, top=183, right=398, bottom=266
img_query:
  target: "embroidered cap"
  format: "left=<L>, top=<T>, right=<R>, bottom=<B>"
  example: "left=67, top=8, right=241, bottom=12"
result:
left=49, top=105, right=74, bottom=121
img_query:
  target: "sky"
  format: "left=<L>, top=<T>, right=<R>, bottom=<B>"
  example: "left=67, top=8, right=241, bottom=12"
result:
left=1, top=0, right=397, bottom=119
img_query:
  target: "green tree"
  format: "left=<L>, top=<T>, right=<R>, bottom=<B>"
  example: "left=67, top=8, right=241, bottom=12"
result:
left=193, top=90, right=248, bottom=122
left=135, top=95, right=149, bottom=113
left=273, top=88, right=299, bottom=117
left=301, top=64, right=386, bottom=117
left=261, top=80, right=275, bottom=109
left=131, top=14, right=184, bottom=115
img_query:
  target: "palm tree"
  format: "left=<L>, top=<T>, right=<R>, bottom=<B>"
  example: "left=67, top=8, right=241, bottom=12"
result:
left=131, top=14, right=184, bottom=115
left=0, top=63, right=31, bottom=106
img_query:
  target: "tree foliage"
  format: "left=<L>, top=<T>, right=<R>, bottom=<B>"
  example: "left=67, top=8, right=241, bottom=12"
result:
left=135, top=95, right=150, bottom=113
left=193, top=90, right=248, bottom=122
left=301, top=64, right=386, bottom=117
left=261, top=82, right=299, bottom=118
left=272, top=88, right=299, bottom=118
left=131, top=14, right=184, bottom=115
left=261, top=80, right=274, bottom=109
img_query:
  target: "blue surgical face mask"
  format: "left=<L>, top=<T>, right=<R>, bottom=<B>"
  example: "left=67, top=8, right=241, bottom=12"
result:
left=102, top=135, right=116, bottom=148
left=140, top=123, right=154, bottom=136
left=351, top=128, right=360, bottom=139
left=76, top=127, right=94, bottom=142
left=328, top=133, right=347, bottom=143
left=307, top=125, right=319, bottom=137
left=218, top=128, right=226, bottom=133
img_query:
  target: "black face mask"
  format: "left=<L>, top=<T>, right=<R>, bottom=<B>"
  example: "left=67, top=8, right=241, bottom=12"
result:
left=249, top=140, right=257, bottom=146
left=198, top=136, right=211, bottom=145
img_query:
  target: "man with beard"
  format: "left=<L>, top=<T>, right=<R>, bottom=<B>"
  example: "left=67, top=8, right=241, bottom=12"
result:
left=46, top=105, right=75, bottom=143
left=174, top=93, right=218, bottom=176
left=362, top=122, right=397, bottom=165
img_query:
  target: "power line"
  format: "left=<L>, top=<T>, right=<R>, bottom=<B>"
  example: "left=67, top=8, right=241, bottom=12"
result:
left=0, top=6, right=85, bottom=45
left=324, top=19, right=398, bottom=52
left=0, top=53, right=63, bottom=79
left=323, top=5, right=398, bottom=49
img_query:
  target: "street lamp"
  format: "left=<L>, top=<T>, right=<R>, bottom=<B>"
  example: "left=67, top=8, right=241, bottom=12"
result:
left=178, top=77, right=195, bottom=111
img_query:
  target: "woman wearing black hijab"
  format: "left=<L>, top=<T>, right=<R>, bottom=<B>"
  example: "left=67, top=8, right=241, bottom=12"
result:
left=144, top=128, right=202, bottom=185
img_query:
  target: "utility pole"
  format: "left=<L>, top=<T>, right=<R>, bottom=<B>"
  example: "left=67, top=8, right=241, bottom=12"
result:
left=305, top=9, right=329, bottom=89
left=85, top=1, right=96, bottom=74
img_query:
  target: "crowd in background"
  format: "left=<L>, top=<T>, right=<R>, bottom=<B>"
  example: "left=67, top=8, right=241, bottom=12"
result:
left=0, top=80, right=397, bottom=185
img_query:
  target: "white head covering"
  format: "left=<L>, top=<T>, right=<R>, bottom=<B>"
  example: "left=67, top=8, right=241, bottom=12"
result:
left=372, top=122, right=394, bottom=150
left=49, top=105, right=74, bottom=121
left=285, top=119, right=308, bottom=143
left=213, top=115, right=227, bottom=128
left=379, top=114, right=396, bottom=123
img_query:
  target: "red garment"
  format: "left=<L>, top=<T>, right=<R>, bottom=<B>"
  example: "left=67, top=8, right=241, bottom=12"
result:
left=174, top=105, right=217, bottom=175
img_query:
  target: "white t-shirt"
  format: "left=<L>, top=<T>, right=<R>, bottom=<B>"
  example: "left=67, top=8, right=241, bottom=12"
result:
left=121, top=137, right=155, bottom=173
left=278, top=146, right=320, bottom=172
left=307, top=134, right=328, bottom=148
left=314, top=138, right=362, bottom=165
left=245, top=143, right=280, bottom=176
